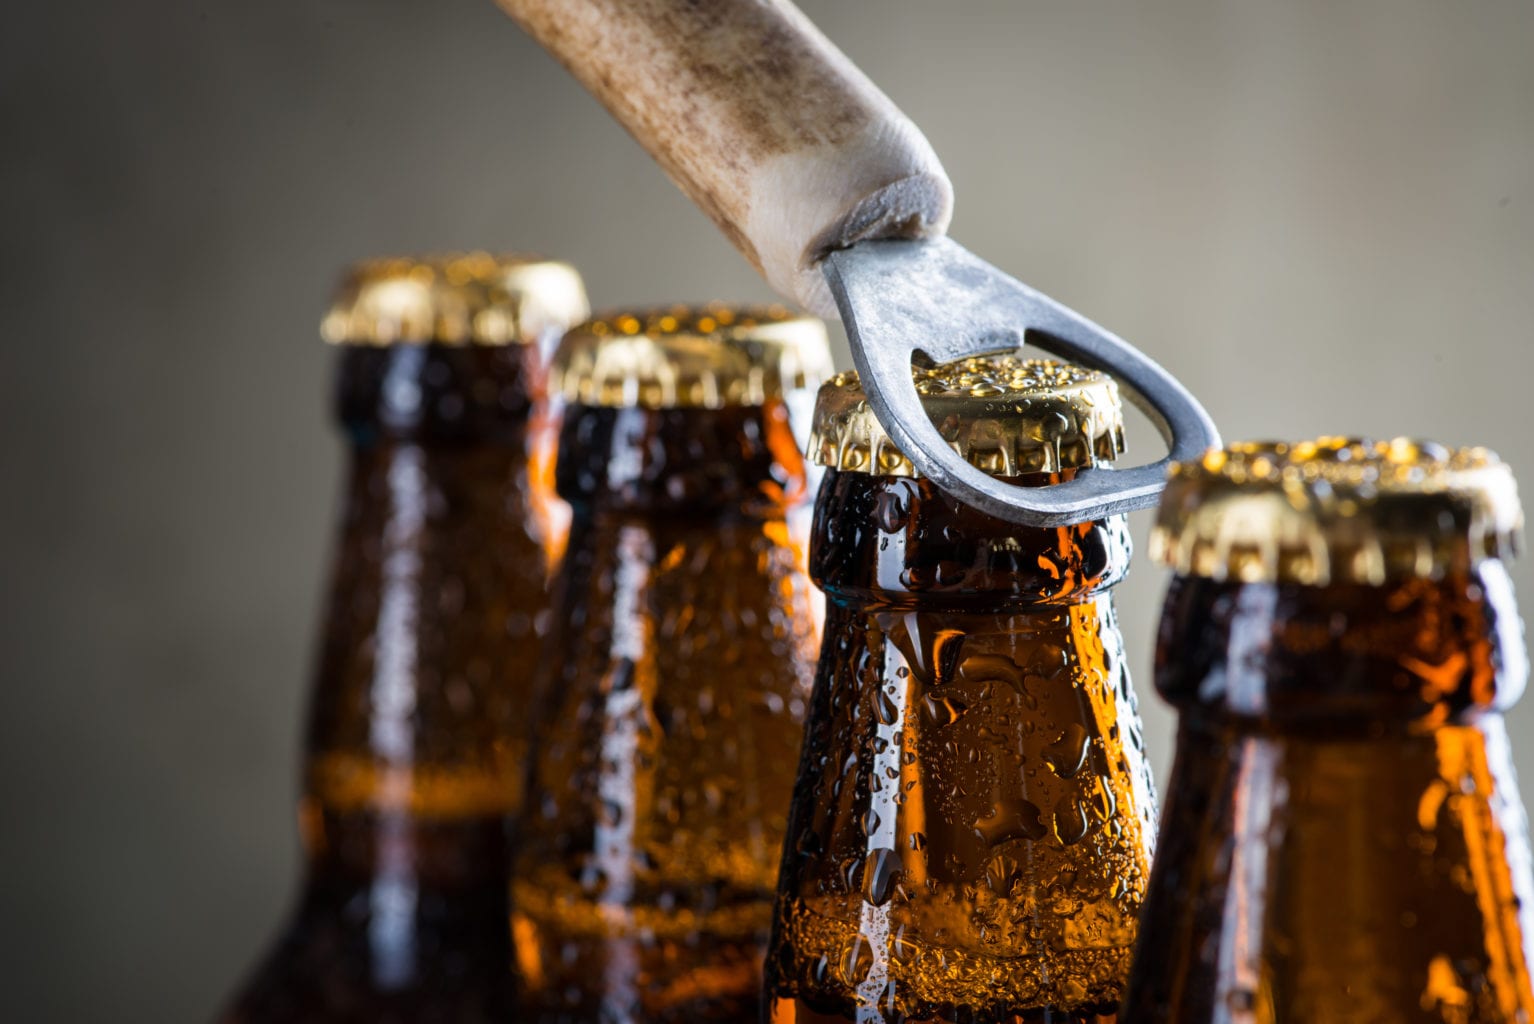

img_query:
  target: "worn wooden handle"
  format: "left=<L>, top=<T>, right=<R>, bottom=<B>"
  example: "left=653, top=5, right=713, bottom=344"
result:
left=495, top=0, right=953, bottom=316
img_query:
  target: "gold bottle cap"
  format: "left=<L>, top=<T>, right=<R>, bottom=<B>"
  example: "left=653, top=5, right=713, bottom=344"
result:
left=320, top=252, right=590, bottom=346
left=1150, top=437, right=1524, bottom=585
left=808, top=355, right=1125, bottom=478
left=551, top=304, right=833, bottom=408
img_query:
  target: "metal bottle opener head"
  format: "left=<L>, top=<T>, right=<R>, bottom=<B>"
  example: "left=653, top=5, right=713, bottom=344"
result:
left=823, top=238, right=1221, bottom=526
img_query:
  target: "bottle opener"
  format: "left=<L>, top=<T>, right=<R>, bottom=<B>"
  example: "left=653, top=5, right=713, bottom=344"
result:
left=497, top=0, right=1221, bottom=525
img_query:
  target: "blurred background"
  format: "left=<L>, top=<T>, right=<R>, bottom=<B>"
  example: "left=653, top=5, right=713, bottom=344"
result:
left=2, top=0, right=1531, bottom=1019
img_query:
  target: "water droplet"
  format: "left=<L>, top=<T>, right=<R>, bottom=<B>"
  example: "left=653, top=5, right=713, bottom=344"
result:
left=1225, top=989, right=1257, bottom=1013
left=1043, top=723, right=1091, bottom=778
left=1024, top=643, right=1069, bottom=679
left=934, top=560, right=968, bottom=586
left=956, top=653, right=1026, bottom=693
left=862, top=847, right=900, bottom=906
left=839, top=933, right=875, bottom=984
left=1093, top=776, right=1118, bottom=820
left=985, top=851, right=1023, bottom=894
left=922, top=692, right=969, bottom=727
left=840, top=856, right=863, bottom=891
left=1053, top=796, right=1091, bottom=845
left=973, top=798, right=1048, bottom=846
left=796, top=829, right=822, bottom=856
left=874, top=491, right=909, bottom=533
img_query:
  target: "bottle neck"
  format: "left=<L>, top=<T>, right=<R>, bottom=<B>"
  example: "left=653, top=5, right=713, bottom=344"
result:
left=555, top=400, right=808, bottom=520
left=513, top=431, right=820, bottom=1021
left=1126, top=561, right=1534, bottom=1021
left=1154, top=563, right=1529, bottom=732
left=810, top=470, right=1132, bottom=611
left=334, top=342, right=544, bottom=443
left=299, top=346, right=558, bottom=884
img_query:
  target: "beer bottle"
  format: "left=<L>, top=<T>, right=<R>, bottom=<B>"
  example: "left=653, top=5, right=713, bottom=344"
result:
left=766, top=356, right=1159, bottom=1024
left=511, top=305, right=831, bottom=1023
left=220, top=253, right=589, bottom=1022
left=1123, top=437, right=1534, bottom=1022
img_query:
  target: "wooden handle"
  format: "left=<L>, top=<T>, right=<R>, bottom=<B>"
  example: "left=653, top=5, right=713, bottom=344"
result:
left=495, top=0, right=953, bottom=316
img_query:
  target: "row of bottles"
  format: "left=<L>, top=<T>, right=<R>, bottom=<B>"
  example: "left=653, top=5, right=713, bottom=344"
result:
left=221, top=253, right=1533, bottom=1023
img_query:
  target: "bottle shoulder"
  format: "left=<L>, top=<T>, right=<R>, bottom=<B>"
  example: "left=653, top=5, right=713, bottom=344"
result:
left=767, top=594, right=1156, bottom=1020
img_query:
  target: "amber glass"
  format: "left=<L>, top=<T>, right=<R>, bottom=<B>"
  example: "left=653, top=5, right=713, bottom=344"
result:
left=765, top=469, right=1158, bottom=1024
left=220, top=342, right=562, bottom=1022
left=511, top=398, right=821, bottom=1023
left=1123, top=565, right=1534, bottom=1022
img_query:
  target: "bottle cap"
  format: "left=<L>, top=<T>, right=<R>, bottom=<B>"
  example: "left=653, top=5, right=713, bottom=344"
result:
left=1150, top=437, right=1524, bottom=585
left=551, top=304, right=833, bottom=408
left=808, top=355, right=1125, bottom=478
left=320, top=253, right=589, bottom=346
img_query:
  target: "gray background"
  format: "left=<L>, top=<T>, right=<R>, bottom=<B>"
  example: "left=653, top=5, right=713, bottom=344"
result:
left=3, top=1, right=1531, bottom=1020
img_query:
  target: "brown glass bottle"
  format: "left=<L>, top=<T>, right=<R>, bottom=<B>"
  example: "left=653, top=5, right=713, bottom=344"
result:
left=1123, top=437, right=1534, bottom=1023
left=765, top=357, right=1158, bottom=1024
left=511, top=307, right=832, bottom=1023
left=219, top=255, right=589, bottom=1023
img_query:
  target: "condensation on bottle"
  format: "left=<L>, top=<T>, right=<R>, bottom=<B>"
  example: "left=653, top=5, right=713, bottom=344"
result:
left=766, top=355, right=1158, bottom=1024
left=1124, top=437, right=1534, bottom=1023
left=218, top=253, right=589, bottom=1023
left=512, top=305, right=833, bottom=1023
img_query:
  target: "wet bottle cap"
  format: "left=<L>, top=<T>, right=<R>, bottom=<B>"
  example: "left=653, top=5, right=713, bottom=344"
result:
left=321, top=252, right=590, bottom=346
left=551, top=303, right=833, bottom=408
left=808, top=354, right=1125, bottom=478
left=1151, top=437, right=1524, bottom=585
